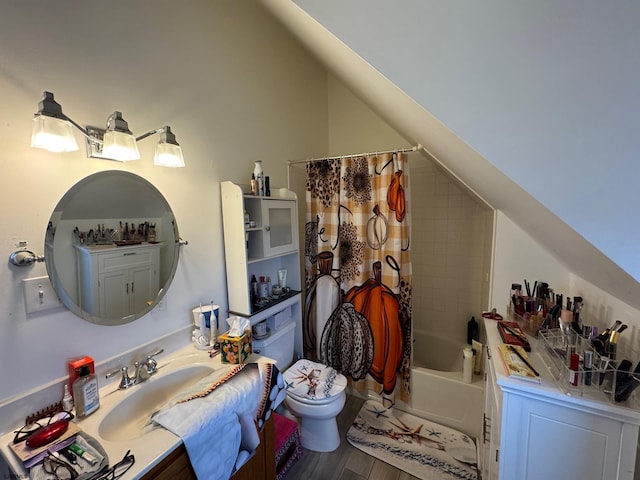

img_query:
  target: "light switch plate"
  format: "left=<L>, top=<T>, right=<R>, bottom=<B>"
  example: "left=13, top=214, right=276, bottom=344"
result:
left=23, top=276, right=63, bottom=314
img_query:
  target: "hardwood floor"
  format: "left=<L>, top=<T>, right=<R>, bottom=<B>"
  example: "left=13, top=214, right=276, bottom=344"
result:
left=281, top=395, right=420, bottom=480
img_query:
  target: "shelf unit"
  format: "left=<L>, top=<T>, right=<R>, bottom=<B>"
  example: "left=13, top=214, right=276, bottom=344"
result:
left=220, top=181, right=303, bottom=358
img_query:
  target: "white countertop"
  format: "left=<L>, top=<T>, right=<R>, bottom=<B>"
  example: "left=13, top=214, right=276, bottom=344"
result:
left=0, top=344, right=274, bottom=479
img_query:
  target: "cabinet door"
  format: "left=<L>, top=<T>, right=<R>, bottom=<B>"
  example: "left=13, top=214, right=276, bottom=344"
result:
left=130, top=264, right=158, bottom=314
left=500, top=393, right=626, bottom=480
left=99, top=270, right=130, bottom=319
left=261, top=200, right=298, bottom=257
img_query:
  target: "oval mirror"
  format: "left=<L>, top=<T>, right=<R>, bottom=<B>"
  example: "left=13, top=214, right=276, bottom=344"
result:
left=45, top=171, right=180, bottom=325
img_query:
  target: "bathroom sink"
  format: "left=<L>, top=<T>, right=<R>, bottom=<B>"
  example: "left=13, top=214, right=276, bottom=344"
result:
left=98, top=363, right=215, bottom=441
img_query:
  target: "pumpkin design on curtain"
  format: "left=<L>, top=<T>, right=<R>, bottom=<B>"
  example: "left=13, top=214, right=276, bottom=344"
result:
left=366, top=204, right=388, bottom=250
left=387, top=167, right=406, bottom=222
left=304, top=251, right=341, bottom=360
left=320, top=301, right=374, bottom=380
left=344, top=261, right=404, bottom=394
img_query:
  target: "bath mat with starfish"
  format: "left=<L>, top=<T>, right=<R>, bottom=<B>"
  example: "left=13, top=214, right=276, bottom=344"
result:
left=347, top=400, right=478, bottom=480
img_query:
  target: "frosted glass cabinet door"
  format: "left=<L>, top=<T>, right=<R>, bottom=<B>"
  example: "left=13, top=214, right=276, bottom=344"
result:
left=261, top=199, right=298, bottom=257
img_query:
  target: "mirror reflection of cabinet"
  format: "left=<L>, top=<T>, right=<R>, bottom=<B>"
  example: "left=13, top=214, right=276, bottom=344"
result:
left=46, top=171, right=181, bottom=325
left=75, top=243, right=160, bottom=321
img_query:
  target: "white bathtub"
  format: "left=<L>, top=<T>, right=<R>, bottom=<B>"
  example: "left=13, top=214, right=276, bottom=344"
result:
left=400, top=330, right=484, bottom=439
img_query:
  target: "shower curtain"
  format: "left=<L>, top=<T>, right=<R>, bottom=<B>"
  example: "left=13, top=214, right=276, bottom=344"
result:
left=304, top=152, right=412, bottom=403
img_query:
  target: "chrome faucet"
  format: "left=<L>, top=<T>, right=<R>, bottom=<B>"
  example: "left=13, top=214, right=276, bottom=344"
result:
left=106, top=348, right=164, bottom=390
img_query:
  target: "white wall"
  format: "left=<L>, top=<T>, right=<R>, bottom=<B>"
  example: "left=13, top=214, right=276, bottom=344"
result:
left=492, top=211, right=571, bottom=309
left=0, top=1, right=328, bottom=405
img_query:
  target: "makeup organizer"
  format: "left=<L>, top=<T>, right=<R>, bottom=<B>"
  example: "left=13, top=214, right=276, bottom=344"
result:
left=538, top=328, right=640, bottom=407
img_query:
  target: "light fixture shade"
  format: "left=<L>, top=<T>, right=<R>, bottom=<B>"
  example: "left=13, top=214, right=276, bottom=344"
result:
left=30, top=114, right=79, bottom=152
left=154, top=142, right=185, bottom=168
left=101, top=111, right=140, bottom=161
left=102, top=130, right=140, bottom=161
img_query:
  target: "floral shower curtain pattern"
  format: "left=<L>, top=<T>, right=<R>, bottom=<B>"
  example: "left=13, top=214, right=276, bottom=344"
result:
left=304, top=152, right=412, bottom=402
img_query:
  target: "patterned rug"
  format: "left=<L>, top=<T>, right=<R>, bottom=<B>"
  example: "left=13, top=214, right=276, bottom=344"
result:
left=347, top=400, right=478, bottom=480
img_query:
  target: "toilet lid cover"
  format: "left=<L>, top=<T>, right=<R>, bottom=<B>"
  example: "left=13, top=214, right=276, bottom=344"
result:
left=283, top=359, right=347, bottom=401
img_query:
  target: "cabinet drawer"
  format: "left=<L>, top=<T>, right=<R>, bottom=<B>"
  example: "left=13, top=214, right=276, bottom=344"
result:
left=99, top=249, right=156, bottom=272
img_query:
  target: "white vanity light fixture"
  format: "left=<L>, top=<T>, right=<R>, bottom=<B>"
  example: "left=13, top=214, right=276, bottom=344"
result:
left=101, top=111, right=140, bottom=161
left=30, top=91, right=185, bottom=167
left=30, top=92, right=80, bottom=152
left=142, top=126, right=185, bottom=168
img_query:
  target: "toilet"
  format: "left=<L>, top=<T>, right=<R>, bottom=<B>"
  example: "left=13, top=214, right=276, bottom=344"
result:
left=282, top=359, right=348, bottom=452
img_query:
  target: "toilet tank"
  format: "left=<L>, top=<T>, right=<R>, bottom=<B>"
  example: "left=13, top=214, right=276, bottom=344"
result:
left=252, top=321, right=296, bottom=370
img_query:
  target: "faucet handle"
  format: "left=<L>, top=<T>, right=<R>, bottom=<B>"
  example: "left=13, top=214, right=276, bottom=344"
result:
left=144, top=348, right=165, bottom=375
left=146, top=348, right=164, bottom=358
left=106, top=366, right=135, bottom=389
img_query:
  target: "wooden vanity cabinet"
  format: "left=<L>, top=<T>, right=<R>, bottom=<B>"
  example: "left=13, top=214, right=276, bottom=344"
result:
left=142, top=415, right=275, bottom=480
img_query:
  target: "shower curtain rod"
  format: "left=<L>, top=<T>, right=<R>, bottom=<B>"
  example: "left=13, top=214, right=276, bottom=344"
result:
left=287, top=144, right=422, bottom=166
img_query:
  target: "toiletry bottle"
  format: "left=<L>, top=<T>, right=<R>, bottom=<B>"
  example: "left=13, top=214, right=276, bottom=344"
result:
left=73, top=365, right=100, bottom=417
left=265, top=176, right=271, bottom=197
left=250, top=174, right=258, bottom=196
left=467, top=316, right=479, bottom=345
left=463, top=346, right=473, bottom=384
left=254, top=161, right=264, bottom=196
left=250, top=275, right=259, bottom=307
left=266, top=276, right=272, bottom=297
left=62, top=384, right=74, bottom=412
left=259, top=276, right=269, bottom=299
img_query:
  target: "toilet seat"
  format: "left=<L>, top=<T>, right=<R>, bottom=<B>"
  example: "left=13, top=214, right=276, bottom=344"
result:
left=283, top=359, right=347, bottom=404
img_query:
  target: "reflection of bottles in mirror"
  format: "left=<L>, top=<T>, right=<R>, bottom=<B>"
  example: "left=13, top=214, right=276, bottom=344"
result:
left=147, top=224, right=156, bottom=242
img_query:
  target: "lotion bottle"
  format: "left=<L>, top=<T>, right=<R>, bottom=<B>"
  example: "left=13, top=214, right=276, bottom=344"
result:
left=463, top=346, right=473, bottom=384
left=254, top=161, right=264, bottom=196
left=73, top=365, right=100, bottom=417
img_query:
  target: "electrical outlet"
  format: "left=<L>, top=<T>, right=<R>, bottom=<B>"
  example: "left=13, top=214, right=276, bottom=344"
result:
left=23, top=276, right=63, bottom=314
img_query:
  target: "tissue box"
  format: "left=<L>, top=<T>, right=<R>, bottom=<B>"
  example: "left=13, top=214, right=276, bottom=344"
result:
left=219, top=329, right=252, bottom=364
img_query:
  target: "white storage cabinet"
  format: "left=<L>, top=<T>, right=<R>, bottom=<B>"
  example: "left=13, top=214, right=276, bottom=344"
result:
left=221, top=181, right=303, bottom=358
left=482, top=319, right=640, bottom=480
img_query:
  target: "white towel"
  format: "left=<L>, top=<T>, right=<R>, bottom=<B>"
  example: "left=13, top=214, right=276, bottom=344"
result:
left=153, top=364, right=265, bottom=480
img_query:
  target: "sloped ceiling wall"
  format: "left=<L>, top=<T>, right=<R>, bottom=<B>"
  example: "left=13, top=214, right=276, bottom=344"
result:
left=262, top=0, right=640, bottom=311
